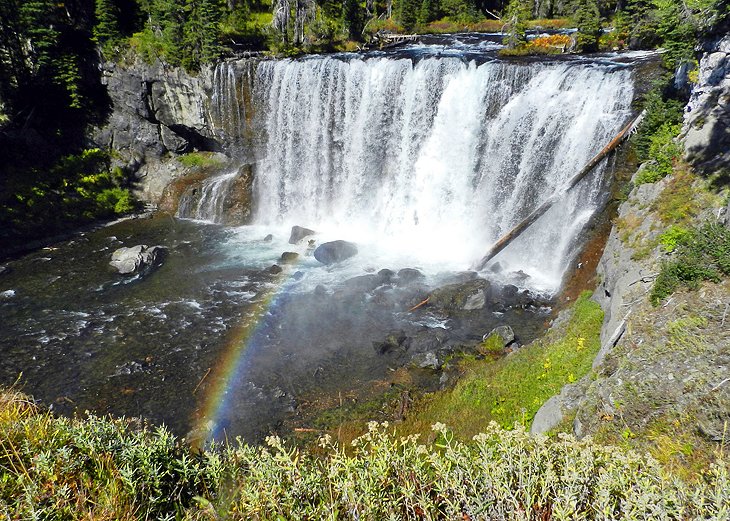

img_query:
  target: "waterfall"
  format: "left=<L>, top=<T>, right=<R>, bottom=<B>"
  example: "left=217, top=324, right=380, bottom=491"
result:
left=197, top=53, right=635, bottom=291
left=177, top=170, right=241, bottom=222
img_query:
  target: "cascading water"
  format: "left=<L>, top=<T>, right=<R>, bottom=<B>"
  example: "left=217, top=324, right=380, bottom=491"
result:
left=194, top=50, right=635, bottom=292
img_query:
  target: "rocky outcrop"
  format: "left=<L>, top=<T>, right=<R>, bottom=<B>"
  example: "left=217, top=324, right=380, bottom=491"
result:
left=94, top=60, right=217, bottom=163
left=683, top=34, right=730, bottom=178
left=92, top=59, right=247, bottom=204
left=110, top=245, right=167, bottom=275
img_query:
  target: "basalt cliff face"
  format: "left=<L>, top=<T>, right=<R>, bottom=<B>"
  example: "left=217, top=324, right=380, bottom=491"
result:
left=93, top=60, right=222, bottom=202
left=683, top=32, right=730, bottom=179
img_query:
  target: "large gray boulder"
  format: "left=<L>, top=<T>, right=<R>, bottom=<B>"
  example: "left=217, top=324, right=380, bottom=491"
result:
left=110, top=245, right=167, bottom=275
left=289, top=226, right=316, bottom=244
left=313, top=240, right=358, bottom=265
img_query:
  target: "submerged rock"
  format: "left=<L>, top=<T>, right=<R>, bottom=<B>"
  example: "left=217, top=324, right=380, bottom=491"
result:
left=269, top=264, right=283, bottom=274
left=313, top=240, right=358, bottom=264
left=280, top=252, right=300, bottom=264
left=289, top=226, right=316, bottom=244
left=110, top=245, right=167, bottom=275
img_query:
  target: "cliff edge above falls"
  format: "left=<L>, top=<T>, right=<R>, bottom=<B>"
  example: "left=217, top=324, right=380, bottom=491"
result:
left=532, top=30, right=730, bottom=464
left=92, top=59, right=225, bottom=203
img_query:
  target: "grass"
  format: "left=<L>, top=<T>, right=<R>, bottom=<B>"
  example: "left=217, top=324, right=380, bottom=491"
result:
left=1, top=388, right=729, bottom=520
left=397, top=292, right=603, bottom=440
left=651, top=222, right=730, bottom=305
left=177, top=151, right=225, bottom=169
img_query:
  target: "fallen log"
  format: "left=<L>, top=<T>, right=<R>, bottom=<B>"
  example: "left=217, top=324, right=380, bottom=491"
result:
left=473, top=110, right=646, bottom=271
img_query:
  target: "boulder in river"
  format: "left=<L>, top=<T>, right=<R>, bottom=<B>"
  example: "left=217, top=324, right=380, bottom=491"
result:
left=396, top=268, right=425, bottom=285
left=313, top=240, right=358, bottom=265
left=289, top=226, right=316, bottom=244
left=280, top=252, right=300, bottom=264
left=110, top=245, right=167, bottom=275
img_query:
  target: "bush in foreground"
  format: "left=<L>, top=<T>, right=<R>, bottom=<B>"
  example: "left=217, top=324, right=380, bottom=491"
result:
left=1, top=389, right=729, bottom=519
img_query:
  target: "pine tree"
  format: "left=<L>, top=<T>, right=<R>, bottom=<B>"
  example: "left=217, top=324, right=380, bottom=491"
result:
left=182, top=0, right=223, bottom=70
left=572, top=0, right=601, bottom=52
left=502, top=0, right=529, bottom=49
left=417, top=0, right=439, bottom=25
left=94, top=0, right=123, bottom=57
left=344, top=0, right=365, bottom=39
left=397, top=0, right=421, bottom=30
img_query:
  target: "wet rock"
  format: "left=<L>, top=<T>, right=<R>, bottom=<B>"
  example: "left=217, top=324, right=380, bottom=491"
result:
left=373, top=330, right=409, bottom=355
left=269, top=264, right=283, bottom=274
left=343, top=274, right=382, bottom=293
left=313, top=240, right=358, bottom=265
left=378, top=268, right=395, bottom=283
left=0, top=265, right=9, bottom=276
left=280, top=252, right=299, bottom=264
left=396, top=268, right=425, bottom=285
left=412, top=351, right=441, bottom=370
left=313, top=284, right=328, bottom=296
left=488, top=261, right=503, bottom=273
left=482, top=325, right=515, bottom=347
left=292, top=271, right=305, bottom=281
left=430, top=278, right=490, bottom=312
left=110, top=245, right=167, bottom=275
left=289, top=225, right=316, bottom=244
left=463, top=291, right=486, bottom=310
left=409, top=328, right=449, bottom=353
left=438, top=271, right=478, bottom=285
left=263, top=234, right=273, bottom=242
left=511, top=270, right=530, bottom=282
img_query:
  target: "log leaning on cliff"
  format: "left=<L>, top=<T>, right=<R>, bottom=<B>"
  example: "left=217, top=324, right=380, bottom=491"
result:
left=474, top=110, right=647, bottom=272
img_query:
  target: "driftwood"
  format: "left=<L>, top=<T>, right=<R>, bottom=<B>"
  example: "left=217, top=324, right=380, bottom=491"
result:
left=407, top=296, right=430, bottom=312
left=474, top=110, right=646, bottom=271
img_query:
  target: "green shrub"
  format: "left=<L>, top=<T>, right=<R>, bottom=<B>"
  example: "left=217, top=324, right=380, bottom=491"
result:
left=658, top=225, right=691, bottom=252
left=651, top=222, right=730, bottom=305
left=2, top=389, right=729, bottom=520
left=632, top=86, right=685, bottom=164
left=634, top=123, right=683, bottom=184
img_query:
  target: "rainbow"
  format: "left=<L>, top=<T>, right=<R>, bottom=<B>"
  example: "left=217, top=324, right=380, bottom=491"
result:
left=189, top=266, right=294, bottom=448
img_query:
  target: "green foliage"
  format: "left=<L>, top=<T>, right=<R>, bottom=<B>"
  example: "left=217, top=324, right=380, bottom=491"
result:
left=0, top=149, right=137, bottom=245
left=501, top=0, right=530, bottom=49
left=94, top=0, right=125, bottom=58
left=658, top=225, right=691, bottom=252
left=632, top=83, right=685, bottom=163
left=397, top=0, right=422, bottom=30
left=651, top=222, right=730, bottom=305
left=1, top=389, right=729, bottom=519
left=634, top=122, right=683, bottom=184
left=652, top=0, right=696, bottom=70
left=178, top=151, right=225, bottom=168
left=571, top=0, right=601, bottom=52
left=400, top=292, right=603, bottom=437
left=343, top=0, right=365, bottom=40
